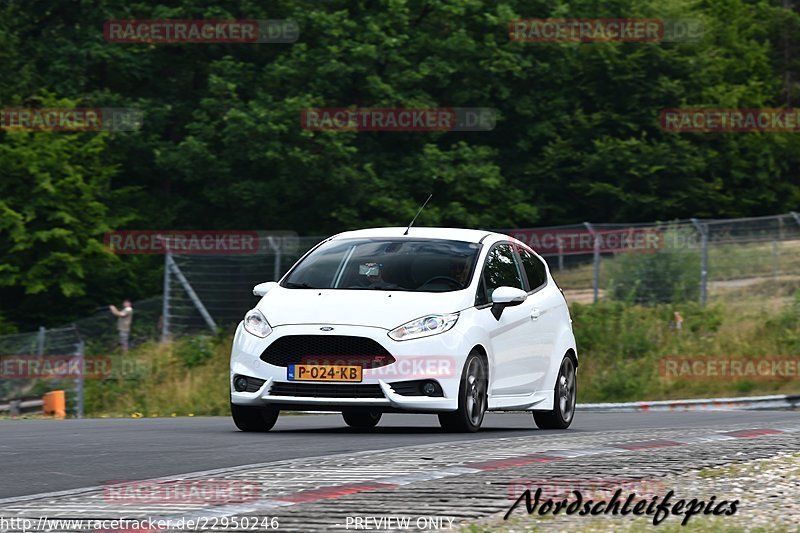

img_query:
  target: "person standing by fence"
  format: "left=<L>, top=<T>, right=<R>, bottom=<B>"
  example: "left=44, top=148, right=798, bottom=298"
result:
left=673, top=310, right=684, bottom=332
left=109, top=299, right=133, bottom=354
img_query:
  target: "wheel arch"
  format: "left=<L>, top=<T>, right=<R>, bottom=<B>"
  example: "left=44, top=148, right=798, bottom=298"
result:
left=565, top=348, right=578, bottom=368
left=469, top=344, right=489, bottom=382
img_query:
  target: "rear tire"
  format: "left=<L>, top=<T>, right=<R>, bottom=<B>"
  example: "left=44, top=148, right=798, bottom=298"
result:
left=342, top=409, right=382, bottom=429
left=231, top=403, right=279, bottom=432
left=438, top=351, right=487, bottom=433
left=533, top=356, right=576, bottom=430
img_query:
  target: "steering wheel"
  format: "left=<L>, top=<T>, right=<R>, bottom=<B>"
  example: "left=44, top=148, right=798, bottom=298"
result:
left=421, top=276, right=464, bottom=289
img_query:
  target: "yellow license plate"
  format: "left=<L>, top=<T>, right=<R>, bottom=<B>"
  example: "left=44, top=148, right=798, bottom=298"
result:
left=287, top=364, right=362, bottom=382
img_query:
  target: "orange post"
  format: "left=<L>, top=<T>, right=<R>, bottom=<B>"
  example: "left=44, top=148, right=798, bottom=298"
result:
left=43, top=390, right=66, bottom=420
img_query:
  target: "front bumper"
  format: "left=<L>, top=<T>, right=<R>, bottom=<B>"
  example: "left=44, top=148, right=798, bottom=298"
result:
left=230, top=322, right=465, bottom=412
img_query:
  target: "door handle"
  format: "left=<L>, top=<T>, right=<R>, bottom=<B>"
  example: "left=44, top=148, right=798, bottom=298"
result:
left=530, top=307, right=540, bottom=320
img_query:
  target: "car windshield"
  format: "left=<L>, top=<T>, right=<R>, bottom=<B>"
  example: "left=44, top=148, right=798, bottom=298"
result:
left=282, top=238, right=481, bottom=292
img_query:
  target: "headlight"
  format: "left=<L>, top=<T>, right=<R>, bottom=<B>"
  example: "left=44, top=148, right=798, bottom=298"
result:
left=243, top=308, right=272, bottom=338
left=388, top=313, right=459, bottom=341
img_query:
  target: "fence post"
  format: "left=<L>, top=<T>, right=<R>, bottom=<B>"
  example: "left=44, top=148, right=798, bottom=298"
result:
left=167, top=254, right=218, bottom=334
left=74, top=339, right=85, bottom=419
left=772, top=240, right=779, bottom=279
left=161, top=248, right=171, bottom=342
left=583, top=222, right=600, bottom=303
left=792, top=211, right=800, bottom=228
left=37, top=326, right=45, bottom=355
left=557, top=237, right=564, bottom=272
left=691, top=218, right=708, bottom=306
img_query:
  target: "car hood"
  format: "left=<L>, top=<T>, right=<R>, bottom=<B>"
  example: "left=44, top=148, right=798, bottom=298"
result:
left=257, top=287, right=471, bottom=330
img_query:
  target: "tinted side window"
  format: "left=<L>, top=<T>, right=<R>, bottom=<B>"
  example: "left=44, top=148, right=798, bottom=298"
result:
left=482, top=244, right=524, bottom=300
left=520, top=249, right=547, bottom=290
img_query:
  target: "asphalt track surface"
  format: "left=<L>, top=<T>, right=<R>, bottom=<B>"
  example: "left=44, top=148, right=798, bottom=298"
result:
left=1, top=410, right=797, bottom=499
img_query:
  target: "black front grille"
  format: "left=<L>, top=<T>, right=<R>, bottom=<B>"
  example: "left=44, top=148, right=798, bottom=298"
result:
left=260, top=335, right=394, bottom=368
left=269, top=382, right=385, bottom=398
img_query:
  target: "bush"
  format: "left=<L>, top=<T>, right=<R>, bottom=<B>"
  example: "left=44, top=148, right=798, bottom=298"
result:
left=762, top=289, right=800, bottom=352
left=572, top=300, right=726, bottom=402
left=174, top=335, right=216, bottom=368
left=661, top=301, right=723, bottom=334
left=605, top=227, right=700, bottom=305
left=572, top=301, right=661, bottom=360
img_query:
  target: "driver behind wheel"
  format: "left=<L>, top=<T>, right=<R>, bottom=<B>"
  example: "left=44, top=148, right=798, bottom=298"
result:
left=449, top=259, right=469, bottom=287
left=359, top=262, right=398, bottom=290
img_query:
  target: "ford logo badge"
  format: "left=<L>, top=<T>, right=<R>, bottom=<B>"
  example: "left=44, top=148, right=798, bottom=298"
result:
left=320, top=326, right=334, bottom=331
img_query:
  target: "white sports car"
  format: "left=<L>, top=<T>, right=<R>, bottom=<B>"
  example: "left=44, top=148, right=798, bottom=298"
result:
left=230, top=227, right=577, bottom=432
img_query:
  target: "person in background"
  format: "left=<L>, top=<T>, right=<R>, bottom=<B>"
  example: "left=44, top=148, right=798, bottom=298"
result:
left=110, top=299, right=133, bottom=354
left=673, top=310, right=684, bottom=332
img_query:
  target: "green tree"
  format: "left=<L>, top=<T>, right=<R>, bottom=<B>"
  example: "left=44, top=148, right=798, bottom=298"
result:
left=0, top=99, right=136, bottom=325
left=2, top=0, right=800, bottom=327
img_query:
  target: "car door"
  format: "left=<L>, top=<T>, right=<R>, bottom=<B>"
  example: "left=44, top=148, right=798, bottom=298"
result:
left=474, top=243, right=539, bottom=396
left=517, top=246, right=561, bottom=392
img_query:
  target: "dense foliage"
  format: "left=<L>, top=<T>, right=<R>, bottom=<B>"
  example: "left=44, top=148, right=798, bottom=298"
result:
left=606, top=227, right=701, bottom=304
left=2, top=0, right=800, bottom=327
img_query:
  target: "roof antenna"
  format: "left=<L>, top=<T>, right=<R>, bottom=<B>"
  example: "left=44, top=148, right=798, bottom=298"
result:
left=403, top=193, right=433, bottom=235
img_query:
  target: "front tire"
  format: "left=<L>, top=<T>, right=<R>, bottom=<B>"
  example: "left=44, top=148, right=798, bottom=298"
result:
left=533, top=356, right=576, bottom=430
left=342, top=409, right=382, bottom=429
left=438, top=351, right=487, bottom=433
left=231, top=403, right=279, bottom=432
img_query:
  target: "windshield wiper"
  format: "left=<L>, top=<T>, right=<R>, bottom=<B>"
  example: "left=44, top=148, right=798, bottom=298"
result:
left=283, top=282, right=318, bottom=289
left=343, top=286, right=405, bottom=291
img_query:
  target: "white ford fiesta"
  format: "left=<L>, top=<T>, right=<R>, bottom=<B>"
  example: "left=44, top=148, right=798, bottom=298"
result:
left=230, top=227, right=577, bottom=432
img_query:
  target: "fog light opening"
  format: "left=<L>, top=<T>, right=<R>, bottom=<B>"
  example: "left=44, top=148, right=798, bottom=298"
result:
left=422, top=381, right=437, bottom=396
left=234, top=375, right=249, bottom=392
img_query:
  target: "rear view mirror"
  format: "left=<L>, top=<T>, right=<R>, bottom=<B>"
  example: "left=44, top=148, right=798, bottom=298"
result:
left=490, top=286, right=527, bottom=320
left=253, top=281, right=279, bottom=297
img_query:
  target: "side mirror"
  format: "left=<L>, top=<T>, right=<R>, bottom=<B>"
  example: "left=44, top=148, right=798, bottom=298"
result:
left=253, top=281, right=279, bottom=297
left=490, top=286, right=527, bottom=320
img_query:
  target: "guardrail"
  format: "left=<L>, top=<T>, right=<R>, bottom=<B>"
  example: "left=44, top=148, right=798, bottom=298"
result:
left=1, top=390, right=66, bottom=418
left=578, top=394, right=800, bottom=412
left=0, top=399, right=44, bottom=416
